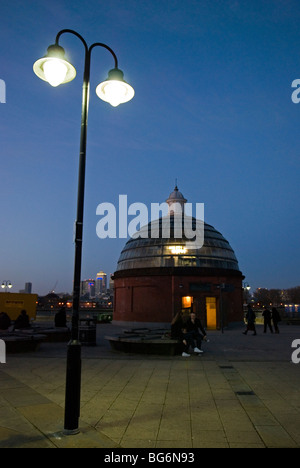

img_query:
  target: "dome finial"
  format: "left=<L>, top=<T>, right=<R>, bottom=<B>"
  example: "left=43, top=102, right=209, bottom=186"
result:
left=166, top=184, right=187, bottom=214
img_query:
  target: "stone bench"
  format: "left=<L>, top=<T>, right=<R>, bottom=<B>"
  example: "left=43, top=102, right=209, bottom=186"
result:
left=0, top=332, right=47, bottom=353
left=31, top=327, right=71, bottom=342
left=105, top=329, right=182, bottom=356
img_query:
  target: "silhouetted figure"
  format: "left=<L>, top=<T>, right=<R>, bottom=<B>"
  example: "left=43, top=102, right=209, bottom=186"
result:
left=171, top=311, right=191, bottom=357
left=185, top=312, right=208, bottom=354
left=243, top=304, right=257, bottom=336
left=0, top=312, right=11, bottom=330
left=272, top=307, right=281, bottom=334
left=14, top=309, right=30, bottom=329
left=55, top=307, right=67, bottom=328
left=171, top=311, right=184, bottom=338
left=262, top=308, right=274, bottom=334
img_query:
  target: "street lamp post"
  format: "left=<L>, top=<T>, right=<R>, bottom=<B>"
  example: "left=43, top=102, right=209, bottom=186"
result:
left=33, top=29, right=134, bottom=433
left=243, top=282, right=251, bottom=304
left=217, top=283, right=225, bottom=334
left=1, top=281, right=12, bottom=293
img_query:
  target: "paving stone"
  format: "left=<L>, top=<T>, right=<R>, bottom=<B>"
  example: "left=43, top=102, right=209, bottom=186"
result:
left=0, top=323, right=300, bottom=448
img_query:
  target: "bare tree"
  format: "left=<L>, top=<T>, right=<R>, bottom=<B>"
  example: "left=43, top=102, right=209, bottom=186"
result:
left=286, top=287, right=300, bottom=304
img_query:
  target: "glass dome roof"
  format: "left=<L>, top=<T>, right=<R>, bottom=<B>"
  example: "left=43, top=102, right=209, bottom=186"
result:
left=116, top=215, right=240, bottom=272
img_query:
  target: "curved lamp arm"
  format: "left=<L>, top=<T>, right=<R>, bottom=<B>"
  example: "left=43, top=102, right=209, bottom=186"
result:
left=55, top=29, right=119, bottom=68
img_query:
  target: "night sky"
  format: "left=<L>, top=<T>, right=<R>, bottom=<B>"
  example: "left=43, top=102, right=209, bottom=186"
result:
left=1, top=0, right=300, bottom=296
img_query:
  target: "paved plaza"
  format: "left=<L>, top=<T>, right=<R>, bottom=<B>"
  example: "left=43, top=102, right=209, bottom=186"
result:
left=0, top=322, right=300, bottom=448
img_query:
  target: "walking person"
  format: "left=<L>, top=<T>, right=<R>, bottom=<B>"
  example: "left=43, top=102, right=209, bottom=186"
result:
left=272, top=307, right=281, bottom=334
left=262, top=308, right=274, bottom=334
left=243, top=304, right=257, bottom=336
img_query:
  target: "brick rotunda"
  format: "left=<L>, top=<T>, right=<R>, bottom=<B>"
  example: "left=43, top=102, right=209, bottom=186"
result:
left=113, top=187, right=244, bottom=329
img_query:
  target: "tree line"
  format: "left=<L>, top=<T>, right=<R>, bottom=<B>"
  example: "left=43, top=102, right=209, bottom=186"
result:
left=250, top=286, right=300, bottom=306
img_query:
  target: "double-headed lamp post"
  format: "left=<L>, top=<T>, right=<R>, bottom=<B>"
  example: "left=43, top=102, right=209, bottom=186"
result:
left=1, top=281, right=12, bottom=292
left=33, top=29, right=134, bottom=434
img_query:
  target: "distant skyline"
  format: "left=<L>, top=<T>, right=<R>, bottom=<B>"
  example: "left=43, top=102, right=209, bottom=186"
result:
left=1, top=0, right=300, bottom=296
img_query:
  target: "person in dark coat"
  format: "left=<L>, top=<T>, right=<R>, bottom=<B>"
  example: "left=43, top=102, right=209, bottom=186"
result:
left=14, top=309, right=30, bottom=329
left=243, top=304, right=257, bottom=336
left=0, top=312, right=11, bottom=330
left=262, top=308, right=273, bottom=334
left=272, top=307, right=281, bottom=334
left=171, top=311, right=192, bottom=357
left=55, top=307, right=67, bottom=328
left=171, top=311, right=184, bottom=339
left=185, top=312, right=208, bottom=354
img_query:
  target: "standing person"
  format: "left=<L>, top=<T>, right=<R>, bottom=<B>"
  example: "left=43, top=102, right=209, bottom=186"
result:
left=55, top=307, right=67, bottom=328
left=272, top=307, right=281, bottom=334
left=243, top=304, right=257, bottom=336
left=262, top=308, right=273, bottom=334
left=186, top=312, right=208, bottom=354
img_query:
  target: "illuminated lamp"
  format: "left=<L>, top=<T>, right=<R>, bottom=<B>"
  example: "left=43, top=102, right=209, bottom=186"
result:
left=96, top=68, right=134, bottom=107
left=182, top=296, right=193, bottom=309
left=33, top=44, right=76, bottom=87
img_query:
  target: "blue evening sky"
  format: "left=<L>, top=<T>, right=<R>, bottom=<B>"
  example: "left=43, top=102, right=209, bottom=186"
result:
left=0, top=0, right=299, bottom=295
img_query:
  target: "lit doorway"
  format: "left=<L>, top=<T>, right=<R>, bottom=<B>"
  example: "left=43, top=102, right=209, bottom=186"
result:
left=206, top=297, right=217, bottom=329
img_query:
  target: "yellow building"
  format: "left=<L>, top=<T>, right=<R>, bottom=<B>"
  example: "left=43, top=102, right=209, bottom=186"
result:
left=0, top=293, right=37, bottom=321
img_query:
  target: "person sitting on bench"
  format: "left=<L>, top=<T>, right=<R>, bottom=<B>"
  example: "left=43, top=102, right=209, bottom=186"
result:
left=185, top=312, right=208, bottom=354
left=171, top=311, right=192, bottom=357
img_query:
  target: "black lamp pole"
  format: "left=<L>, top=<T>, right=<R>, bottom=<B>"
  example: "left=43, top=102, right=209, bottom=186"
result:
left=54, top=30, right=119, bottom=434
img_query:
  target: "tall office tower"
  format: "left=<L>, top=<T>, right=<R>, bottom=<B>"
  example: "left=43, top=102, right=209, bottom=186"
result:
left=109, top=274, right=114, bottom=293
left=95, top=271, right=107, bottom=296
left=25, top=282, right=32, bottom=294
left=80, top=279, right=95, bottom=298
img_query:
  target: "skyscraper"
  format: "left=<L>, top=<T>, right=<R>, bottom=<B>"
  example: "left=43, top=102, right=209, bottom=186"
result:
left=109, top=274, right=114, bottom=293
left=80, top=279, right=95, bottom=298
left=19, top=282, right=32, bottom=294
left=25, top=282, right=32, bottom=294
left=95, top=271, right=107, bottom=296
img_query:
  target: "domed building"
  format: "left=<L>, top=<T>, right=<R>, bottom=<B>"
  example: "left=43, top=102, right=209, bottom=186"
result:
left=113, top=187, right=244, bottom=329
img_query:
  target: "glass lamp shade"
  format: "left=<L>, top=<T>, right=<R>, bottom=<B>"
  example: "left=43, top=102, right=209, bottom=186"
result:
left=96, top=68, right=134, bottom=107
left=33, top=44, right=76, bottom=87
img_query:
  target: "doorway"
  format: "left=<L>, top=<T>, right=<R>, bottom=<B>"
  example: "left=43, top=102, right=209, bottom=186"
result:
left=206, top=297, right=217, bottom=329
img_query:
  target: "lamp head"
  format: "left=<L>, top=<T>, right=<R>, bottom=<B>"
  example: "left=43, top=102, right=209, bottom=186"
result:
left=33, top=44, right=76, bottom=87
left=96, top=68, right=134, bottom=107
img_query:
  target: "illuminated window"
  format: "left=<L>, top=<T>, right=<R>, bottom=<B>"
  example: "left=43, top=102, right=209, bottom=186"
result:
left=169, top=246, right=187, bottom=255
